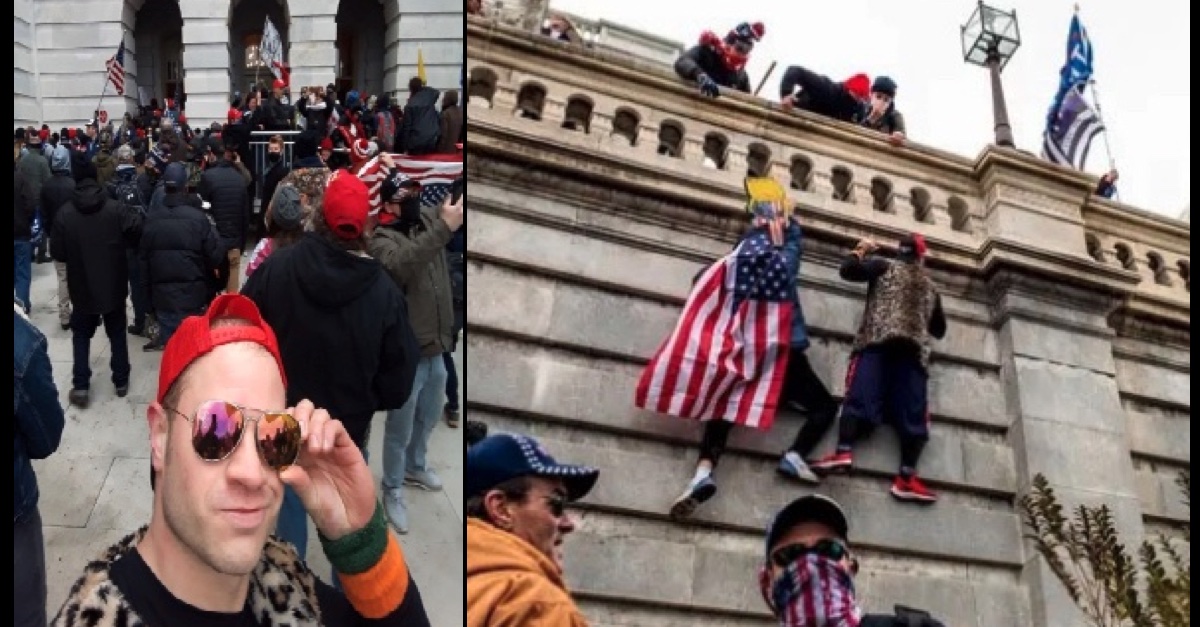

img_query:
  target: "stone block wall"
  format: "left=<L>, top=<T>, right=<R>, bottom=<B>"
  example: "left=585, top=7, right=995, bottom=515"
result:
left=467, top=18, right=1190, bottom=627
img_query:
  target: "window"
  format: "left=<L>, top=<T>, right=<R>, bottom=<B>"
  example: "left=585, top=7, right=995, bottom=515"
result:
left=244, top=34, right=267, bottom=70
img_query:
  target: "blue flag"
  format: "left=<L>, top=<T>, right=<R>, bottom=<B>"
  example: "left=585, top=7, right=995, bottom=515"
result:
left=1046, top=14, right=1094, bottom=129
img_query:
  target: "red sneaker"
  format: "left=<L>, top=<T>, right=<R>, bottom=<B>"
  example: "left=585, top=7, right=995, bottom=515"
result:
left=890, top=474, right=938, bottom=504
left=809, top=451, right=854, bottom=475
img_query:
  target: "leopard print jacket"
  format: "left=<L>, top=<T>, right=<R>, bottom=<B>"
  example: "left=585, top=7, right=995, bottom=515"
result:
left=851, top=260, right=938, bottom=368
left=50, top=526, right=323, bottom=627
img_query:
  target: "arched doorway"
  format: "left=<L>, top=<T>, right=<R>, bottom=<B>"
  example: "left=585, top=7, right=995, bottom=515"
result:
left=132, top=0, right=184, bottom=109
left=335, top=0, right=386, bottom=100
left=229, top=0, right=290, bottom=96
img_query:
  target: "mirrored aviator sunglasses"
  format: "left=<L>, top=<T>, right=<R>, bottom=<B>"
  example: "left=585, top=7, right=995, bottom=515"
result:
left=165, top=400, right=302, bottom=471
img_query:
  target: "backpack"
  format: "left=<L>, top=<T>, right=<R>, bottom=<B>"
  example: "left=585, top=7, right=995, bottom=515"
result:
left=401, top=96, right=441, bottom=155
left=110, top=176, right=147, bottom=218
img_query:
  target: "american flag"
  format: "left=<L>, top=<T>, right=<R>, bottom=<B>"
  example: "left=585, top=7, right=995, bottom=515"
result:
left=635, top=229, right=794, bottom=431
left=357, top=152, right=463, bottom=215
left=106, top=41, right=126, bottom=96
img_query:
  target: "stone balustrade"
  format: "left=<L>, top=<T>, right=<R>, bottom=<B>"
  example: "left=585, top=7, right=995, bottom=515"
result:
left=467, top=16, right=1190, bottom=627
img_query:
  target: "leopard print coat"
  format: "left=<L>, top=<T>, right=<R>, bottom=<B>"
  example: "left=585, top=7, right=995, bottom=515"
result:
left=51, top=526, right=323, bottom=627
left=851, top=260, right=938, bottom=368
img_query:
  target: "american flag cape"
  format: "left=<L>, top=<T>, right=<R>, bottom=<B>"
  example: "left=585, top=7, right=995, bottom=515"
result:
left=356, top=152, right=463, bottom=215
left=635, top=229, right=793, bottom=431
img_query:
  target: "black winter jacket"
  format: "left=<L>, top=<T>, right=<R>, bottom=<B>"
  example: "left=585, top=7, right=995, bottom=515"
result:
left=241, top=234, right=420, bottom=445
left=674, top=45, right=752, bottom=93
left=198, top=159, right=250, bottom=249
left=50, top=179, right=143, bottom=314
left=139, top=193, right=223, bottom=314
left=14, top=167, right=38, bottom=239
left=40, top=172, right=76, bottom=236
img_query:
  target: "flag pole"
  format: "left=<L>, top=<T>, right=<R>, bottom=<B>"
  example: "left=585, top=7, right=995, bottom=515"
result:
left=1076, top=4, right=1120, bottom=200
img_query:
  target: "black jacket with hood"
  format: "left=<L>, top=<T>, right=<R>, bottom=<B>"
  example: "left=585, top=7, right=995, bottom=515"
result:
left=241, top=234, right=420, bottom=445
left=397, top=86, right=442, bottom=154
left=39, top=149, right=76, bottom=235
left=139, top=191, right=223, bottom=314
left=50, top=179, right=143, bottom=314
left=198, top=158, right=250, bottom=250
left=674, top=45, right=752, bottom=92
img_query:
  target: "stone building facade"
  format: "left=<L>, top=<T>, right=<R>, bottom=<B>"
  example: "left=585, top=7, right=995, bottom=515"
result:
left=467, top=16, right=1190, bottom=627
left=14, top=0, right=463, bottom=129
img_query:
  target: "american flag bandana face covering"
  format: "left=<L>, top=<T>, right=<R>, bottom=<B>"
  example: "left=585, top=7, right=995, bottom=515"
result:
left=759, top=554, right=863, bottom=627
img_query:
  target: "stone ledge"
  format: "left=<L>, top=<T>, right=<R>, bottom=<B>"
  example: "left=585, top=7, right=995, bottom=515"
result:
left=472, top=410, right=1024, bottom=568
left=1114, top=357, right=1191, bottom=411
left=469, top=206, right=1003, bottom=373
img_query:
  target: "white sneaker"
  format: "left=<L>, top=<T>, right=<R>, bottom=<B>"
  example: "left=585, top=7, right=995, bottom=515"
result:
left=384, top=488, right=409, bottom=534
left=777, top=451, right=821, bottom=485
left=404, top=469, right=443, bottom=492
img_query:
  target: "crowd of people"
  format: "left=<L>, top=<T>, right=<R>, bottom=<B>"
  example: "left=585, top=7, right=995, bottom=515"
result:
left=14, top=67, right=464, bottom=625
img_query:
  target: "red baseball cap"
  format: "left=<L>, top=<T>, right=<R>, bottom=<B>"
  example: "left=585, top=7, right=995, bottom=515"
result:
left=319, top=137, right=334, bottom=151
left=322, top=170, right=369, bottom=240
left=156, top=294, right=286, bottom=403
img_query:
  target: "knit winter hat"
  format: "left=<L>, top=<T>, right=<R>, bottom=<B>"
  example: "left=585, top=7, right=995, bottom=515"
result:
left=871, top=76, right=898, bottom=98
left=843, top=74, right=871, bottom=101
left=350, top=138, right=371, bottom=163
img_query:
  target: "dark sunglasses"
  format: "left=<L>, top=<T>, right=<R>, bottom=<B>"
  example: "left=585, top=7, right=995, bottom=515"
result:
left=542, top=494, right=568, bottom=518
left=164, top=400, right=302, bottom=471
left=771, top=539, right=859, bottom=575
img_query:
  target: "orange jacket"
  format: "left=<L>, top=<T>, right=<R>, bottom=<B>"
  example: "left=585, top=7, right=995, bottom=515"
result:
left=466, top=518, right=590, bottom=627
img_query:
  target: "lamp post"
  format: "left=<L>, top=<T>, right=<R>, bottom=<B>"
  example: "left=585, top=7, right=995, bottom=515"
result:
left=961, top=1, right=1021, bottom=147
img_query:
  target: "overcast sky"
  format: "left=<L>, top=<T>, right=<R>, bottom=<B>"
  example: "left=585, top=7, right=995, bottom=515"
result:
left=549, top=0, right=1190, bottom=218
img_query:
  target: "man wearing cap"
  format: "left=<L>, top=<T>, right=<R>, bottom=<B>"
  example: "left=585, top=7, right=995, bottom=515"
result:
left=50, top=294, right=430, bottom=625
left=138, top=161, right=223, bottom=351
left=860, top=76, right=907, bottom=147
left=467, top=433, right=598, bottom=627
left=246, top=184, right=305, bottom=277
left=369, top=169, right=464, bottom=532
left=761, top=495, right=946, bottom=626
left=50, top=159, right=143, bottom=408
left=242, top=170, right=419, bottom=556
left=810, top=235, right=947, bottom=503
left=779, top=67, right=872, bottom=124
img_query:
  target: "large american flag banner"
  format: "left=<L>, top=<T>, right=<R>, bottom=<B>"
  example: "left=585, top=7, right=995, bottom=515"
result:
left=106, top=41, right=126, bottom=96
left=357, top=152, right=463, bottom=215
left=635, top=229, right=793, bottom=431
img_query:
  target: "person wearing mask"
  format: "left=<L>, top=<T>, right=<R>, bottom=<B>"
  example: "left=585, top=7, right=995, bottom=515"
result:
left=38, top=145, right=77, bottom=329
left=50, top=294, right=430, bottom=625
left=760, top=495, right=947, bottom=626
left=197, top=136, right=251, bottom=294
left=437, top=91, right=463, bottom=154
left=779, top=68, right=872, bottom=124
left=810, top=235, right=947, bottom=503
left=50, top=159, right=143, bottom=408
left=467, top=434, right=598, bottom=627
left=258, top=134, right=291, bottom=243
left=242, top=171, right=419, bottom=561
left=138, top=162, right=223, bottom=351
left=859, top=76, right=907, bottom=147
left=674, top=21, right=765, bottom=98
left=368, top=171, right=463, bottom=533
left=14, top=296, right=66, bottom=627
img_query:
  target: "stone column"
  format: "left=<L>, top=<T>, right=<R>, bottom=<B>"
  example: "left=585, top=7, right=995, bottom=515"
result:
left=180, top=0, right=232, bottom=129
left=288, top=1, right=337, bottom=95
left=14, top=0, right=39, bottom=126
left=978, top=148, right=1149, bottom=626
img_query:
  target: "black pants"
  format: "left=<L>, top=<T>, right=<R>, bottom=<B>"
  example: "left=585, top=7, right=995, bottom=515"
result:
left=836, top=342, right=930, bottom=471
left=71, top=309, right=131, bottom=391
left=697, top=350, right=838, bottom=467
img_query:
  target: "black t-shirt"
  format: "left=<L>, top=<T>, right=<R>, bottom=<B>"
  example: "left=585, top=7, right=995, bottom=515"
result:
left=109, top=546, right=431, bottom=626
